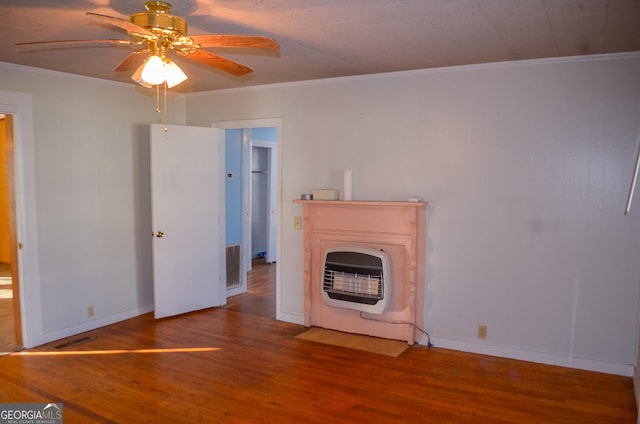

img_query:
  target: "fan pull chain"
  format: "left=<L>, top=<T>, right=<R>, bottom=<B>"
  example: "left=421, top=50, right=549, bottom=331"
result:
left=155, top=84, right=161, bottom=113
left=152, top=83, right=169, bottom=129
left=164, top=82, right=168, bottom=128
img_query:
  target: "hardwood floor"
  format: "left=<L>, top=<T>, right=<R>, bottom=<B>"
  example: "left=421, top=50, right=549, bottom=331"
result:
left=0, top=259, right=636, bottom=423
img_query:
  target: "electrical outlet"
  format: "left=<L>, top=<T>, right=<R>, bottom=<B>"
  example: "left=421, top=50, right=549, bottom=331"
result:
left=88, top=305, right=94, bottom=318
left=478, top=325, right=487, bottom=339
left=294, top=216, right=302, bottom=230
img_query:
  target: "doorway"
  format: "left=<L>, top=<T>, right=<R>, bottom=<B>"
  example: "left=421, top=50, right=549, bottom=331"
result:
left=250, top=140, right=277, bottom=264
left=215, top=119, right=281, bottom=317
left=0, top=113, right=22, bottom=352
left=252, top=145, right=269, bottom=261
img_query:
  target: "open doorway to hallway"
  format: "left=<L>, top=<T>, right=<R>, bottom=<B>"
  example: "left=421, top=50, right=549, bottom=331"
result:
left=218, top=120, right=280, bottom=318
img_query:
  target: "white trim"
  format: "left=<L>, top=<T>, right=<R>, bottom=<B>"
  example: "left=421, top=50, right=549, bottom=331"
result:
left=0, top=61, right=136, bottom=89
left=40, top=304, right=154, bottom=345
left=278, top=311, right=304, bottom=326
left=633, top=367, right=640, bottom=424
left=243, top=129, right=252, bottom=276
left=4, top=52, right=639, bottom=97
left=212, top=118, right=282, bottom=130
left=429, top=336, right=634, bottom=377
left=0, top=90, right=42, bottom=348
left=278, top=313, right=635, bottom=375
left=186, top=52, right=640, bottom=96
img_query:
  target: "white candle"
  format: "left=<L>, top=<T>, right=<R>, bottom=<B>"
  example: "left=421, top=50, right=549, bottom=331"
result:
left=343, top=170, right=353, bottom=200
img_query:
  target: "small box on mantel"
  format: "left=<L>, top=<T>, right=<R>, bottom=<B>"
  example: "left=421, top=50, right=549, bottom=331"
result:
left=312, top=189, right=340, bottom=200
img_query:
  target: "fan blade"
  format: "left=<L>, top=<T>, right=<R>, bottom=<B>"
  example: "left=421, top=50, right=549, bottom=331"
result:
left=114, top=50, right=147, bottom=72
left=179, top=49, right=253, bottom=76
left=190, top=35, right=280, bottom=50
left=86, top=12, right=155, bottom=37
left=16, top=39, right=137, bottom=46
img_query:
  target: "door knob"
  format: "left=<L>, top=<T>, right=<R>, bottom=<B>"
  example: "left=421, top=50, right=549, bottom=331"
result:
left=154, top=231, right=165, bottom=238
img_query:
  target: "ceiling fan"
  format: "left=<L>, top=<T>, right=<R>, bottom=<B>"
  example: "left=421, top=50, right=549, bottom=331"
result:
left=16, top=1, right=280, bottom=88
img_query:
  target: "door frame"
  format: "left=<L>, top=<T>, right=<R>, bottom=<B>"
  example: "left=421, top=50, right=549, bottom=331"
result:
left=0, top=91, right=41, bottom=348
left=212, top=118, right=281, bottom=314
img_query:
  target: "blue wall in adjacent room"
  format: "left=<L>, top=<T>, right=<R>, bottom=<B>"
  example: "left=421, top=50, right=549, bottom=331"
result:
left=225, top=127, right=278, bottom=246
left=252, top=127, right=278, bottom=141
left=225, top=129, right=243, bottom=245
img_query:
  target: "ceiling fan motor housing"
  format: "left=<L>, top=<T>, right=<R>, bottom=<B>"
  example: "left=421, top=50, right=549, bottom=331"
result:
left=129, top=1, right=187, bottom=37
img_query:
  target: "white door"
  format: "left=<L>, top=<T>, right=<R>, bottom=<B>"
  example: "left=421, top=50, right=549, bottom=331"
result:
left=150, top=124, right=226, bottom=319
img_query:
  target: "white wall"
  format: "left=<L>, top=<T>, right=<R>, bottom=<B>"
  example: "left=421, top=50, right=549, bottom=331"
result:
left=0, top=63, right=185, bottom=346
left=186, top=53, right=640, bottom=375
left=0, top=54, right=638, bottom=376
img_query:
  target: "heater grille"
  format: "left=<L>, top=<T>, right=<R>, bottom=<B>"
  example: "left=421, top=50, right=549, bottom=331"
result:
left=322, top=246, right=390, bottom=314
left=323, top=270, right=384, bottom=304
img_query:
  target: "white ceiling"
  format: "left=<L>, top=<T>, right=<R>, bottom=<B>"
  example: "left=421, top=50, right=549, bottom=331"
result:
left=0, top=0, right=639, bottom=93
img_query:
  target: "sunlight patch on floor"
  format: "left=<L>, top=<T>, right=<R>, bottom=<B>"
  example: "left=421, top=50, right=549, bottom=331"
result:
left=14, top=347, right=222, bottom=356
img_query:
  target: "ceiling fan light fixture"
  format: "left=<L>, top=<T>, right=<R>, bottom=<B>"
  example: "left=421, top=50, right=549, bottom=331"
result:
left=163, top=58, right=188, bottom=88
left=140, top=54, right=166, bottom=85
left=131, top=60, right=153, bottom=88
left=131, top=54, right=188, bottom=88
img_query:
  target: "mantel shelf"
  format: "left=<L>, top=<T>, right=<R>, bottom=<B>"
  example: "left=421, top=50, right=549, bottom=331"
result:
left=294, top=199, right=427, bottom=207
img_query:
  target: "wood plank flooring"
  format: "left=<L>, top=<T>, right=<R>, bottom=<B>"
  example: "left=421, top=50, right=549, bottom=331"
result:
left=0, top=259, right=636, bottom=423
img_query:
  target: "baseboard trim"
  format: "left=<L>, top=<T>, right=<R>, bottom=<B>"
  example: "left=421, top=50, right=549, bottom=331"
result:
left=34, top=308, right=633, bottom=377
left=633, top=366, right=640, bottom=424
left=428, top=336, right=633, bottom=377
left=276, top=311, right=304, bottom=325
left=36, top=304, right=155, bottom=347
